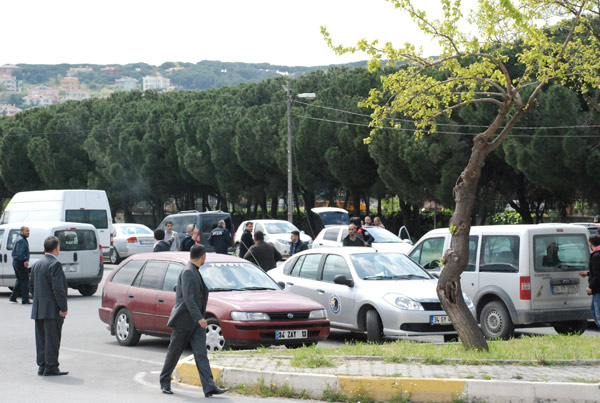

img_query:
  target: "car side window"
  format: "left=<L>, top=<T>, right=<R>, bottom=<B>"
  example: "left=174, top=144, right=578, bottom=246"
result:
left=283, top=256, right=298, bottom=275
left=466, top=235, right=479, bottom=272
left=323, top=229, right=339, bottom=241
left=297, top=254, right=321, bottom=280
left=111, top=260, right=145, bottom=286
left=411, top=237, right=445, bottom=270
left=136, top=260, right=169, bottom=290
left=480, top=235, right=520, bottom=272
left=321, top=254, right=352, bottom=282
left=289, top=255, right=305, bottom=276
left=6, top=229, right=20, bottom=250
left=162, top=263, right=183, bottom=291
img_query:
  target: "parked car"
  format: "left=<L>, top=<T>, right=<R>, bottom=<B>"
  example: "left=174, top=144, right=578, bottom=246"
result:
left=408, top=224, right=592, bottom=339
left=109, top=223, right=156, bottom=264
left=312, top=225, right=413, bottom=254
left=268, top=247, right=474, bottom=342
left=98, top=252, right=330, bottom=350
left=233, top=219, right=312, bottom=258
left=311, top=207, right=350, bottom=227
left=572, top=222, right=599, bottom=236
left=157, top=211, right=234, bottom=253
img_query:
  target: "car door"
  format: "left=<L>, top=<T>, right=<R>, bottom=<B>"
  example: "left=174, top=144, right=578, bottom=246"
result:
left=0, top=229, right=7, bottom=287
left=459, top=235, right=480, bottom=302
left=408, top=236, right=447, bottom=272
left=315, top=253, right=357, bottom=329
left=284, top=253, right=323, bottom=301
left=127, top=260, right=168, bottom=333
left=153, top=262, right=184, bottom=333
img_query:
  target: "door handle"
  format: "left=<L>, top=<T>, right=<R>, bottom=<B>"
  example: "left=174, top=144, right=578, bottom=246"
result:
left=286, top=282, right=294, bottom=286
left=317, top=289, right=325, bottom=294
left=157, top=298, right=165, bottom=303
left=128, top=294, right=134, bottom=299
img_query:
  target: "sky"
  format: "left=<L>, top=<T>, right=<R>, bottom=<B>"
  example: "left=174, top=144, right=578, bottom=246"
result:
left=1, top=0, right=478, bottom=67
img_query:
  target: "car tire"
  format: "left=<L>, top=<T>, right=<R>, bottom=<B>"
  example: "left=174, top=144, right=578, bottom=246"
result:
left=553, top=320, right=588, bottom=335
left=366, top=309, right=383, bottom=343
left=206, top=317, right=228, bottom=351
left=114, top=309, right=141, bottom=346
left=480, top=301, right=514, bottom=339
left=78, top=284, right=98, bottom=296
left=109, top=248, right=121, bottom=265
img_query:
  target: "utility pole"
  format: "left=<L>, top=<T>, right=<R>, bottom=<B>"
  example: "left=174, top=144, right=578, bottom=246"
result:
left=286, top=81, right=293, bottom=223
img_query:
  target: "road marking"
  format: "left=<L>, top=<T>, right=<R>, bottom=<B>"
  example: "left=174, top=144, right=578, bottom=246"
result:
left=62, top=347, right=163, bottom=365
left=134, top=371, right=205, bottom=396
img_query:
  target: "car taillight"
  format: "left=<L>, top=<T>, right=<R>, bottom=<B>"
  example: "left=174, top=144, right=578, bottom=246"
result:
left=127, top=236, right=138, bottom=243
left=99, top=245, right=103, bottom=263
left=520, top=276, right=531, bottom=300
left=110, top=232, right=114, bottom=246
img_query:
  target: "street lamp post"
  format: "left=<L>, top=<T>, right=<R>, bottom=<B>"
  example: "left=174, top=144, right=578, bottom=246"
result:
left=285, top=81, right=315, bottom=223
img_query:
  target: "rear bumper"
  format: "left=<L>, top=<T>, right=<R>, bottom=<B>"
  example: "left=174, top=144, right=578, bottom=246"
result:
left=66, top=264, right=104, bottom=287
left=515, top=308, right=592, bottom=324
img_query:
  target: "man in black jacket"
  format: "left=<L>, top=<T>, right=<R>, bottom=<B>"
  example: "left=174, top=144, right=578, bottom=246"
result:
left=343, top=224, right=366, bottom=247
left=159, top=245, right=227, bottom=397
left=243, top=231, right=282, bottom=271
left=208, top=219, right=232, bottom=254
left=153, top=229, right=174, bottom=252
left=180, top=224, right=199, bottom=252
left=289, top=230, right=308, bottom=256
left=581, top=234, right=600, bottom=328
left=239, top=222, right=254, bottom=257
left=10, top=225, right=31, bottom=304
left=30, top=236, right=68, bottom=376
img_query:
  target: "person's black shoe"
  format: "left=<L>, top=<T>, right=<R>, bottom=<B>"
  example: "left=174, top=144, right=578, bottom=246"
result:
left=161, top=385, right=173, bottom=394
left=204, top=387, right=228, bottom=397
left=37, top=367, right=45, bottom=376
left=43, top=369, right=68, bottom=376
left=22, top=300, right=32, bottom=305
left=9, top=298, right=17, bottom=303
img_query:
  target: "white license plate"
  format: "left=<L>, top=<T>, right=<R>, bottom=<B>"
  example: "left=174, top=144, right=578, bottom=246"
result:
left=140, top=240, right=153, bottom=245
left=275, top=329, right=307, bottom=340
left=62, top=264, right=79, bottom=273
left=430, top=315, right=451, bottom=325
left=552, top=285, right=578, bottom=294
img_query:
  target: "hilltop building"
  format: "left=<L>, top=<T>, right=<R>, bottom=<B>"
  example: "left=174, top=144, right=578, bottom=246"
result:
left=0, top=64, right=22, bottom=76
left=0, top=74, right=17, bottom=91
left=23, top=86, right=59, bottom=107
left=143, top=75, right=170, bottom=91
left=63, top=89, right=91, bottom=101
left=115, top=76, right=139, bottom=91
left=0, top=104, right=22, bottom=116
left=60, top=76, right=80, bottom=92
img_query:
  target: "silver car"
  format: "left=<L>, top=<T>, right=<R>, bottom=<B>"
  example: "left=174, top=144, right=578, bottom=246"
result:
left=268, top=247, right=475, bottom=342
left=109, top=223, right=155, bottom=264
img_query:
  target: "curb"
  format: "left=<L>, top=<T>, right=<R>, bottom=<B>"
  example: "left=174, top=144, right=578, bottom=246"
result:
left=174, top=356, right=600, bottom=402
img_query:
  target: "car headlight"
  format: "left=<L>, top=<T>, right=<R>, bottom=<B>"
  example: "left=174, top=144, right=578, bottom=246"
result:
left=230, top=311, right=270, bottom=321
left=309, top=309, right=327, bottom=319
left=463, top=293, right=474, bottom=310
left=383, top=293, right=423, bottom=310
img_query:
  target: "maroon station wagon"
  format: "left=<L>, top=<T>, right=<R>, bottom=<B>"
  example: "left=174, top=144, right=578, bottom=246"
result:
left=99, top=252, right=330, bottom=350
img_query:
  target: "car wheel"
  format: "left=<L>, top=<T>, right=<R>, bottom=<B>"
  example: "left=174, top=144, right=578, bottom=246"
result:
left=206, top=317, right=228, bottom=351
left=480, top=301, right=514, bottom=339
left=109, top=248, right=120, bottom=265
left=114, top=309, right=141, bottom=346
left=553, top=320, right=588, bottom=335
left=366, top=309, right=383, bottom=343
left=286, top=342, right=316, bottom=349
left=78, top=285, right=98, bottom=296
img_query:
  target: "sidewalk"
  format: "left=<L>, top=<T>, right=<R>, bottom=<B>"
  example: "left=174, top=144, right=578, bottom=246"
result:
left=174, top=354, right=600, bottom=402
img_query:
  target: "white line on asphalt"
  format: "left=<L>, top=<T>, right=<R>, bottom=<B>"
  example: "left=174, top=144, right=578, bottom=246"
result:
left=62, top=347, right=163, bottom=365
left=134, top=371, right=205, bottom=397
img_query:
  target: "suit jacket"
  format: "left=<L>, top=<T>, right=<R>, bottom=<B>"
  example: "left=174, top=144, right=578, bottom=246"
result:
left=153, top=238, right=174, bottom=252
left=289, top=239, right=308, bottom=255
left=30, top=254, right=68, bottom=320
left=243, top=241, right=282, bottom=271
left=239, top=230, right=254, bottom=257
left=167, top=261, right=209, bottom=330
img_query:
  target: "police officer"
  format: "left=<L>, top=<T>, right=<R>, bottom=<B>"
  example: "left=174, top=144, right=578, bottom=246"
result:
left=208, top=220, right=232, bottom=254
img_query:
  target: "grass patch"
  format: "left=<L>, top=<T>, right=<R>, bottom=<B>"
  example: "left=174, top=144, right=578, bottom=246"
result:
left=215, top=334, right=600, bottom=364
left=231, top=378, right=310, bottom=399
left=567, top=377, right=600, bottom=383
left=322, top=385, right=375, bottom=403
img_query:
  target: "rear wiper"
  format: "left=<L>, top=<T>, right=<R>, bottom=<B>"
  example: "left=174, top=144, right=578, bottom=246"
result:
left=363, top=275, right=393, bottom=280
left=242, top=286, right=277, bottom=290
left=392, top=274, right=429, bottom=280
left=209, top=287, right=235, bottom=292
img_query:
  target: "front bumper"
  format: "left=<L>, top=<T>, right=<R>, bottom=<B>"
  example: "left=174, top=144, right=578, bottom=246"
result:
left=380, top=307, right=475, bottom=337
left=220, top=319, right=330, bottom=346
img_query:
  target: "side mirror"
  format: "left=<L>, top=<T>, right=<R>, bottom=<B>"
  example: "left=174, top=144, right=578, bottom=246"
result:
left=333, top=274, right=354, bottom=287
left=277, top=281, right=286, bottom=289
left=173, top=285, right=177, bottom=292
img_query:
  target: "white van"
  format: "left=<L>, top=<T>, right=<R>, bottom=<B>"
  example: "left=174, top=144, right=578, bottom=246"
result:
left=408, top=224, right=592, bottom=338
left=0, top=190, right=113, bottom=260
left=0, top=222, right=103, bottom=296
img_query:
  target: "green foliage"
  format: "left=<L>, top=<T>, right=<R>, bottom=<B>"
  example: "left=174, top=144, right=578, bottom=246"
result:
left=491, top=210, right=523, bottom=225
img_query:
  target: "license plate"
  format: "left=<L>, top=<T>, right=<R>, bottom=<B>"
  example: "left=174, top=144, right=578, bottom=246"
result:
left=275, top=329, right=307, bottom=340
left=552, top=285, right=578, bottom=294
left=62, top=264, right=79, bottom=273
left=430, top=315, right=451, bottom=325
left=140, top=240, right=153, bottom=245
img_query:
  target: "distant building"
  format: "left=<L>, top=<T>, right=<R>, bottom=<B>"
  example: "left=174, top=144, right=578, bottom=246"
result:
left=165, top=66, right=184, bottom=73
left=0, top=104, right=22, bottom=116
left=60, top=76, right=80, bottom=92
left=24, top=85, right=59, bottom=107
left=115, top=76, right=139, bottom=91
left=143, top=75, right=170, bottom=91
left=0, top=74, right=17, bottom=91
left=67, top=66, right=93, bottom=76
left=63, top=90, right=91, bottom=101
left=0, top=64, right=22, bottom=76
left=101, top=66, right=119, bottom=73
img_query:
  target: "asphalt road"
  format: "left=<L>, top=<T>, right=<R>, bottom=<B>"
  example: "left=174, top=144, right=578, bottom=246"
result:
left=1, top=263, right=597, bottom=403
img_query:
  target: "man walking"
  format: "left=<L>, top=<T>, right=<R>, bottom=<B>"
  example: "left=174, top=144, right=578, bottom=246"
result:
left=159, top=244, right=227, bottom=397
left=208, top=219, right=232, bottom=254
left=239, top=222, right=254, bottom=257
left=30, top=236, right=68, bottom=376
left=289, top=230, right=308, bottom=256
left=10, top=225, right=31, bottom=304
left=243, top=231, right=282, bottom=271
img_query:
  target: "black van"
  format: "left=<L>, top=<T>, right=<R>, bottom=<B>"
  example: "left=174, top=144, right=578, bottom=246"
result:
left=158, top=210, right=234, bottom=253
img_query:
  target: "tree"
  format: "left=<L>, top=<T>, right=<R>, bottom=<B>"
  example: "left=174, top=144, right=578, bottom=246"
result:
left=323, top=0, right=600, bottom=350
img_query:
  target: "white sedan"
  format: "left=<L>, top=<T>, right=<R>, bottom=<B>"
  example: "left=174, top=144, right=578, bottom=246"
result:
left=312, top=225, right=413, bottom=254
left=109, top=223, right=155, bottom=264
left=268, top=247, right=475, bottom=342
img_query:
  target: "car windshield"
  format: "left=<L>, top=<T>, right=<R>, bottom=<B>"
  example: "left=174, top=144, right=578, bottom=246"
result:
left=116, top=225, right=153, bottom=236
left=365, top=227, right=402, bottom=243
left=350, top=253, right=431, bottom=280
left=264, top=221, right=298, bottom=234
left=533, top=234, right=589, bottom=272
left=202, top=262, right=280, bottom=291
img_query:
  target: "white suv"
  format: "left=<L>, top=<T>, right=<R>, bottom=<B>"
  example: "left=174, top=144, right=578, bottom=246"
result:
left=408, top=224, right=592, bottom=338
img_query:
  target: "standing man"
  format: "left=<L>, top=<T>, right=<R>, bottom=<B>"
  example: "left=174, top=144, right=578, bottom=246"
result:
left=153, top=229, right=175, bottom=252
left=289, top=230, right=308, bottom=256
left=164, top=221, right=177, bottom=251
left=243, top=231, right=282, bottom=271
left=10, top=225, right=31, bottom=304
left=364, top=216, right=373, bottom=226
left=208, top=219, right=232, bottom=254
left=239, top=222, right=254, bottom=258
left=373, top=217, right=385, bottom=228
left=180, top=224, right=199, bottom=252
left=580, top=234, right=600, bottom=328
left=343, top=224, right=367, bottom=246
left=351, top=217, right=374, bottom=246
left=30, top=236, right=68, bottom=376
left=159, top=245, right=227, bottom=397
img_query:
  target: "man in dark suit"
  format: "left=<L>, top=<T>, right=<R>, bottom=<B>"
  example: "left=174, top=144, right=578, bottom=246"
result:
left=30, top=236, right=68, bottom=376
left=153, top=229, right=175, bottom=252
left=289, top=230, right=308, bottom=256
left=159, top=244, right=227, bottom=397
left=243, top=231, right=282, bottom=271
left=239, top=222, right=254, bottom=257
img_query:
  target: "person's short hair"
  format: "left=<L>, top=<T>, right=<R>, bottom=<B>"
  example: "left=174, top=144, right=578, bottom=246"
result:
left=44, top=236, right=60, bottom=253
left=154, top=229, right=165, bottom=240
left=190, top=244, right=206, bottom=259
left=186, top=223, right=195, bottom=233
left=254, top=230, right=265, bottom=242
left=291, top=230, right=300, bottom=237
left=165, top=220, right=173, bottom=226
left=20, top=225, right=28, bottom=233
left=590, top=234, right=600, bottom=247
left=245, top=221, right=253, bottom=228
left=350, top=217, right=362, bottom=227
left=348, top=224, right=356, bottom=230
left=218, top=219, right=225, bottom=227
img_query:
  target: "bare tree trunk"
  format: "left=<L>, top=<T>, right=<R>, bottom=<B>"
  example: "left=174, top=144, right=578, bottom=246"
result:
left=270, top=196, right=278, bottom=218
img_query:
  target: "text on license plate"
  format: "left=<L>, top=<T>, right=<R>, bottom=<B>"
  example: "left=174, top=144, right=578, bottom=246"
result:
left=62, top=264, right=79, bottom=273
left=275, top=329, right=307, bottom=340
left=552, top=285, right=578, bottom=294
left=430, top=315, right=451, bottom=325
